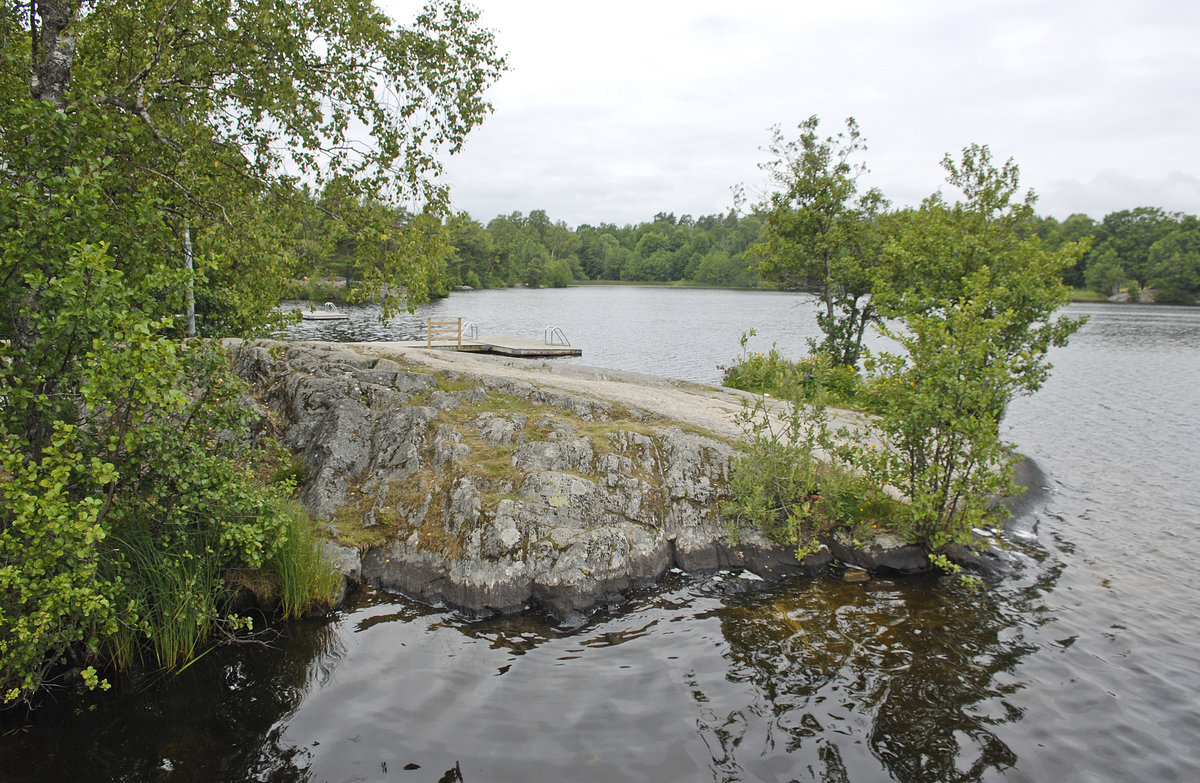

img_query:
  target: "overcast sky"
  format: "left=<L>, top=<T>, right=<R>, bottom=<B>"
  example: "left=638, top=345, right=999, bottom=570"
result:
left=387, top=0, right=1200, bottom=228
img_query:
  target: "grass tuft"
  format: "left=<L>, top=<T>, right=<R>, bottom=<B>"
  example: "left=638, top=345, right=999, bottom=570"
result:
left=264, top=502, right=342, bottom=619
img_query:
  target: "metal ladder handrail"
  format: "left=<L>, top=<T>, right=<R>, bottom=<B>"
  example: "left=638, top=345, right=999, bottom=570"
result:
left=462, top=321, right=479, bottom=340
left=544, top=325, right=570, bottom=346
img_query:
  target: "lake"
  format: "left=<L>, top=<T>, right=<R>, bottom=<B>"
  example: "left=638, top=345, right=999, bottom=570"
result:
left=4, top=288, right=1198, bottom=783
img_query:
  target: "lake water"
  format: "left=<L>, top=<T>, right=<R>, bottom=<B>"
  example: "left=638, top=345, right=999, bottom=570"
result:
left=4, top=289, right=1199, bottom=783
left=283, top=286, right=843, bottom=385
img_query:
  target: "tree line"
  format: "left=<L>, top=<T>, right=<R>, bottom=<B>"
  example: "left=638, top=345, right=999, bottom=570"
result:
left=1036, top=207, right=1200, bottom=303
left=291, top=200, right=765, bottom=292
left=290, top=185, right=1200, bottom=304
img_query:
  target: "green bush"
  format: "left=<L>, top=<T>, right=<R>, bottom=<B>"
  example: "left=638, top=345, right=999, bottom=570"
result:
left=0, top=425, right=118, bottom=704
left=0, top=242, right=333, bottom=703
left=723, top=385, right=903, bottom=558
left=724, top=392, right=827, bottom=554
left=720, top=331, right=872, bottom=411
left=857, top=145, right=1085, bottom=553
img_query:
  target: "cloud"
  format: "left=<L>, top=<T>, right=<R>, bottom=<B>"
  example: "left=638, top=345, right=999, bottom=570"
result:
left=1039, top=170, right=1200, bottom=219
left=412, top=0, right=1200, bottom=225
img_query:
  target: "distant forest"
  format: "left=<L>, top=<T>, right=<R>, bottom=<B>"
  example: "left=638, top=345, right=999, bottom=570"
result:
left=292, top=198, right=1200, bottom=305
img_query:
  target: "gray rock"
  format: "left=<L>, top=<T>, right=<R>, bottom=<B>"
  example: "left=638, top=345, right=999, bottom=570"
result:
left=943, top=541, right=1010, bottom=578
left=511, top=437, right=594, bottom=473
left=828, top=531, right=929, bottom=574
left=432, top=425, right=470, bottom=468
left=228, top=339, right=881, bottom=623
left=469, top=412, right=520, bottom=446
left=320, top=541, right=362, bottom=608
left=427, top=390, right=461, bottom=412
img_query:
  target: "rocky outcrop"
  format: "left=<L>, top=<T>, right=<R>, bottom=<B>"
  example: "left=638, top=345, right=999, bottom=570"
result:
left=229, top=340, right=831, bottom=622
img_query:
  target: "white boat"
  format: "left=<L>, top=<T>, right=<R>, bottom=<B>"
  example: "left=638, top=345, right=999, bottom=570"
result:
left=298, top=302, right=349, bottom=321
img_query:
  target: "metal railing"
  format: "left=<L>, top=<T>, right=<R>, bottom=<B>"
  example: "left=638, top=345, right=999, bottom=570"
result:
left=544, top=325, right=571, bottom=346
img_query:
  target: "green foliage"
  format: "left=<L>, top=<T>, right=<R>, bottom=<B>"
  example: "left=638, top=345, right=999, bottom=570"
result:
left=730, top=146, right=1089, bottom=560
left=852, top=145, right=1086, bottom=550
left=857, top=299, right=1018, bottom=548
left=1035, top=212, right=1097, bottom=287
left=432, top=209, right=763, bottom=289
left=104, top=525, right=231, bottom=673
left=352, top=209, right=455, bottom=317
left=1084, top=245, right=1128, bottom=297
left=1067, top=287, right=1108, bottom=303
left=721, top=332, right=870, bottom=411
left=749, top=116, right=890, bottom=366
left=2, top=0, right=502, bottom=704
left=724, top=390, right=832, bottom=555
left=1073, top=206, right=1200, bottom=301
left=0, top=253, right=333, bottom=699
left=5, top=0, right=505, bottom=334
left=0, top=423, right=117, bottom=704
left=1093, top=207, right=1176, bottom=290
left=723, top=382, right=902, bottom=558
left=0, top=276, right=298, bottom=700
left=263, top=503, right=341, bottom=621
left=1146, top=215, right=1200, bottom=304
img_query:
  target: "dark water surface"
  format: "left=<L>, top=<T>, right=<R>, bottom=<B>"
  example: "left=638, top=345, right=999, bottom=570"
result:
left=4, top=290, right=1199, bottom=783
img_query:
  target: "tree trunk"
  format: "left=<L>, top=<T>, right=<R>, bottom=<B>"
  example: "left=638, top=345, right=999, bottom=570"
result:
left=31, top=1, right=82, bottom=104
left=184, top=221, right=196, bottom=338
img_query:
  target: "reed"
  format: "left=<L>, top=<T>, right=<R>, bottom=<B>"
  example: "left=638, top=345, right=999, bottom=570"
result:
left=106, top=527, right=224, bottom=671
left=264, top=502, right=341, bottom=619
left=105, top=501, right=338, bottom=675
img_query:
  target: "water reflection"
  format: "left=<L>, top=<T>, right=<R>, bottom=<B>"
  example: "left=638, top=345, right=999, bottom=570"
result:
left=690, top=570, right=1055, bottom=783
left=0, top=617, right=345, bottom=783
left=2, top=548, right=1074, bottom=782
left=0, top=553, right=1067, bottom=783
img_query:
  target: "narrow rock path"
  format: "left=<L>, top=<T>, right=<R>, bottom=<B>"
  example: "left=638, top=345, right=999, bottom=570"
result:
left=349, top=342, right=873, bottom=443
left=351, top=343, right=756, bottom=438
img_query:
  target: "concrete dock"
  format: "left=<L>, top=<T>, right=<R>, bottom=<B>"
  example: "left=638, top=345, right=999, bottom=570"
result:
left=450, top=334, right=581, bottom=357
left=375, top=335, right=581, bottom=357
left=419, top=318, right=581, bottom=357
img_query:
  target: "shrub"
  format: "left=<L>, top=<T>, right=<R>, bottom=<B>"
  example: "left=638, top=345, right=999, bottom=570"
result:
left=857, top=145, right=1085, bottom=552
left=724, top=391, right=828, bottom=555
left=0, top=283, right=334, bottom=702
left=721, top=331, right=871, bottom=411
left=723, top=383, right=903, bottom=558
